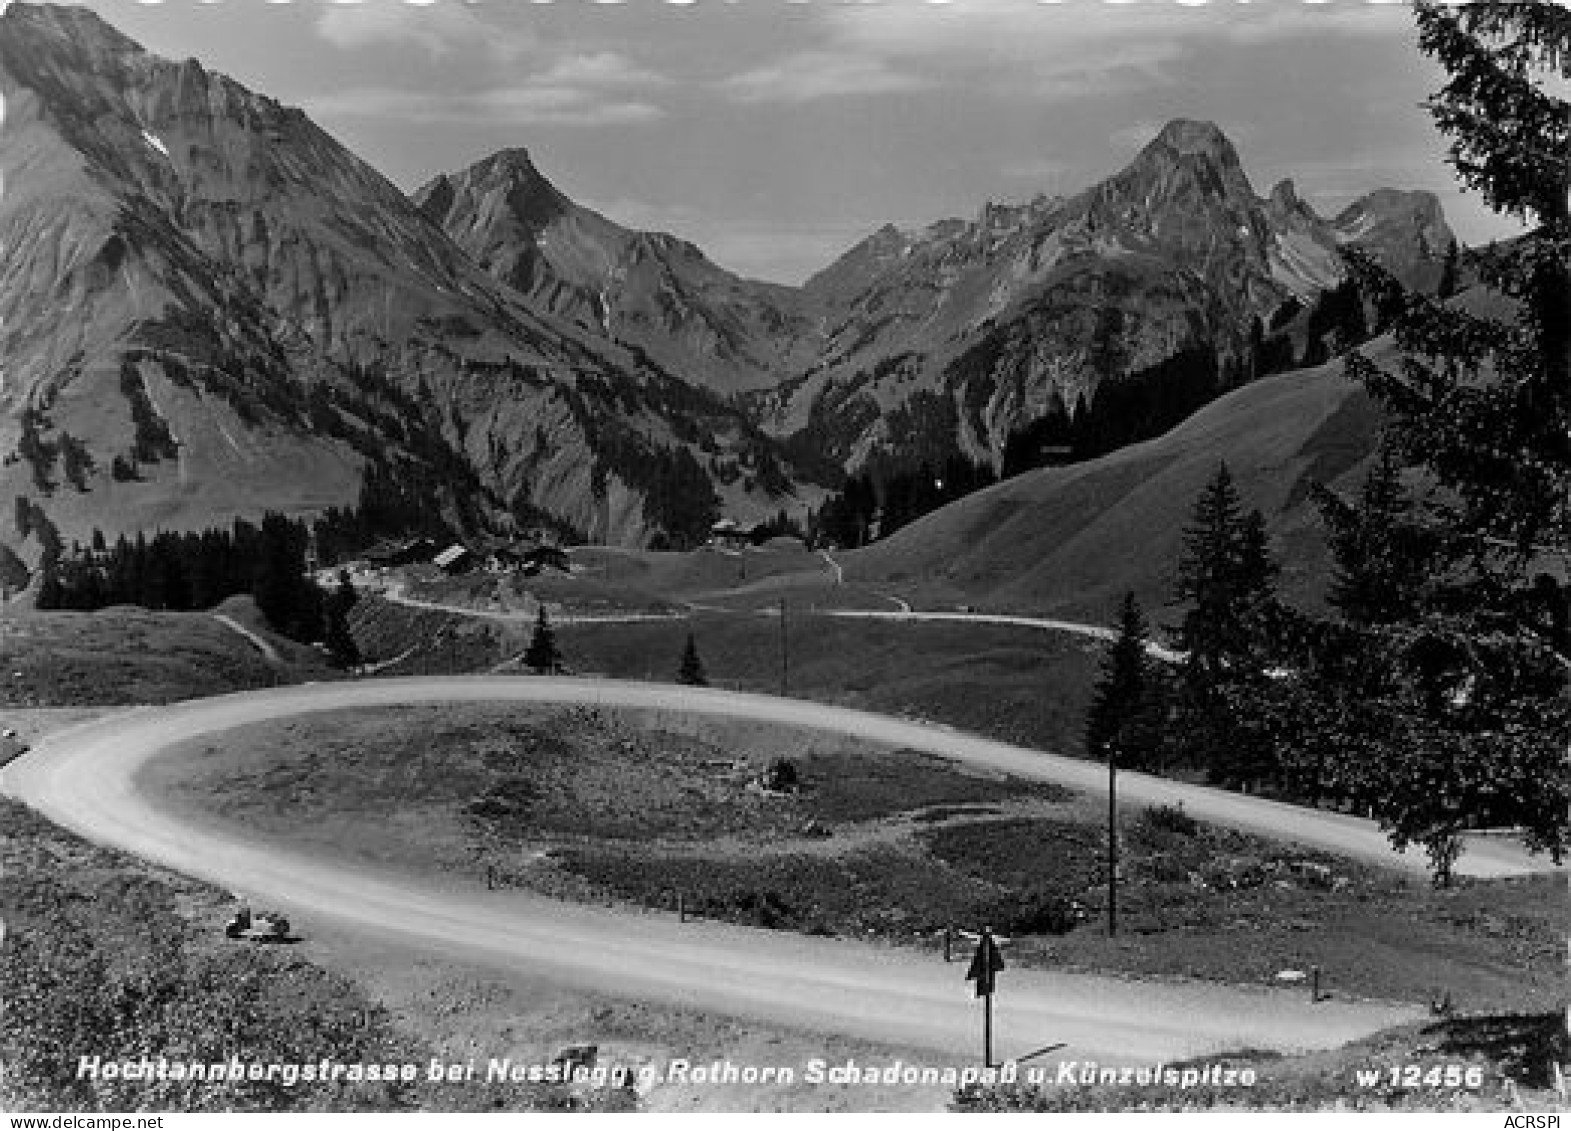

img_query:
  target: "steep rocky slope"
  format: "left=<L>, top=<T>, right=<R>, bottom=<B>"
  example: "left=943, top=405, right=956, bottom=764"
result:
left=764, top=120, right=1450, bottom=475
left=1, top=2, right=1453, bottom=568
left=0, top=3, right=804, bottom=561
left=414, top=149, right=821, bottom=396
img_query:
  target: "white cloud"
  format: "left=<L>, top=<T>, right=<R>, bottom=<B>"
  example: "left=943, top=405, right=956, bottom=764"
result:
left=718, top=0, right=1413, bottom=106
left=539, top=52, right=668, bottom=91
left=316, top=2, right=536, bottom=63
left=306, top=86, right=664, bottom=128
left=721, top=49, right=928, bottom=104
left=311, top=5, right=667, bottom=128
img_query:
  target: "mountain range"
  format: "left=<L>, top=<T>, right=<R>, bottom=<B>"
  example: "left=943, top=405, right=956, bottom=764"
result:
left=0, top=2, right=1454, bottom=567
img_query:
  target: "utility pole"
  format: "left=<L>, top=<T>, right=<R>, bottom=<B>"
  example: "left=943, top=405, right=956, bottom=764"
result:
left=1107, top=743, right=1118, bottom=938
left=778, top=596, right=789, bottom=697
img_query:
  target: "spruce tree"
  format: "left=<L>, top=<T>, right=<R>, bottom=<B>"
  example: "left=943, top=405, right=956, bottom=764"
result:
left=1308, top=1, right=1570, bottom=877
left=323, top=571, right=361, bottom=669
left=1171, top=463, right=1282, bottom=786
left=1314, top=449, right=1438, bottom=626
left=323, top=601, right=359, bottom=669
left=677, top=632, right=707, bottom=687
left=1085, top=593, right=1163, bottom=771
left=1175, top=463, right=1248, bottom=677
left=522, top=607, right=562, bottom=674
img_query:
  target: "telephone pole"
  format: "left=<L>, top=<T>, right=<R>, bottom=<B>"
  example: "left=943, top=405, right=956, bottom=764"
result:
left=1107, top=743, right=1118, bottom=938
left=778, top=596, right=789, bottom=697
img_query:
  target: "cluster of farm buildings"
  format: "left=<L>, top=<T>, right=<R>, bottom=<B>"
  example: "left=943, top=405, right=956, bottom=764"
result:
left=358, top=536, right=571, bottom=577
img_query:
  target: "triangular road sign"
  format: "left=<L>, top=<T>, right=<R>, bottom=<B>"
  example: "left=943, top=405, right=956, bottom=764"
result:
left=965, top=929, right=1005, bottom=997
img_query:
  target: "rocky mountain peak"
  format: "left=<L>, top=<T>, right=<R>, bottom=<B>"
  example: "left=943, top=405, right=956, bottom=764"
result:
left=2, top=3, right=140, bottom=59
left=416, top=147, right=570, bottom=233
left=1112, top=118, right=1257, bottom=212
left=1334, top=188, right=1450, bottom=246
left=1151, top=118, right=1243, bottom=167
left=1268, top=179, right=1303, bottom=211
left=473, top=146, right=547, bottom=186
left=1332, top=188, right=1455, bottom=288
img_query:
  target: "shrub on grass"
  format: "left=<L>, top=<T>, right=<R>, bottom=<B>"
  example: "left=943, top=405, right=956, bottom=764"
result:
left=1141, top=803, right=1200, bottom=838
left=975, top=890, right=1081, bottom=937
left=466, top=776, right=540, bottom=823
left=761, top=757, right=800, bottom=793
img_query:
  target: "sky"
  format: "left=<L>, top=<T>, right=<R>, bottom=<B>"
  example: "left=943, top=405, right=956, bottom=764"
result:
left=61, top=0, right=1527, bottom=285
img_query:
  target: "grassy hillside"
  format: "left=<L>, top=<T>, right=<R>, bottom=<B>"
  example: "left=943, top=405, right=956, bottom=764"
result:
left=844, top=345, right=1392, bottom=623
left=0, top=601, right=337, bottom=707
left=0, top=796, right=630, bottom=1112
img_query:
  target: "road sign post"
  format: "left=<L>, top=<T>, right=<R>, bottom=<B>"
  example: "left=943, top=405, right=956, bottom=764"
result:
left=965, top=927, right=1006, bottom=1068
left=778, top=596, right=789, bottom=697
left=1107, top=745, right=1118, bottom=938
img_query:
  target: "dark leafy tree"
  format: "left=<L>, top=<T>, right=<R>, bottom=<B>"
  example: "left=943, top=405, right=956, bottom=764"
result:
left=676, top=632, right=707, bottom=687
left=522, top=608, right=562, bottom=674
left=1313, top=448, right=1441, bottom=625
left=1173, top=463, right=1275, bottom=678
left=762, top=757, right=799, bottom=792
left=1169, top=463, right=1283, bottom=787
left=322, top=570, right=360, bottom=668
left=1001, top=346, right=1221, bottom=479
left=1295, top=0, right=1571, bottom=879
left=17, top=409, right=55, bottom=493
left=57, top=434, right=92, bottom=492
left=38, top=514, right=334, bottom=649
left=252, top=513, right=320, bottom=641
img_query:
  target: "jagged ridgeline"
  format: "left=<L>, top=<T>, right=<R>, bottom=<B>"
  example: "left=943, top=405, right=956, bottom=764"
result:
left=0, top=3, right=1453, bottom=577
left=0, top=3, right=814, bottom=573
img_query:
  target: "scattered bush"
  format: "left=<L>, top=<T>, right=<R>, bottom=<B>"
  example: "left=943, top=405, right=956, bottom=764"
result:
left=761, top=757, right=800, bottom=793
left=466, top=777, right=540, bottom=823
left=1141, top=803, right=1200, bottom=838
left=976, top=891, right=1082, bottom=937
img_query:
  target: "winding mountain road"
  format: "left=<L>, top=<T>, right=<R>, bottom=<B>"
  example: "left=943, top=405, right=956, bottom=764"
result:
left=382, top=581, right=684, bottom=625
left=385, top=575, right=1183, bottom=660
left=823, top=608, right=1187, bottom=662
left=210, top=613, right=282, bottom=664
left=5, top=677, right=1554, bottom=1064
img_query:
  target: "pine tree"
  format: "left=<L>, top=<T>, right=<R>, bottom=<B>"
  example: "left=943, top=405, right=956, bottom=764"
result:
left=676, top=632, right=707, bottom=686
left=322, top=571, right=360, bottom=669
left=1085, top=593, right=1164, bottom=771
left=1307, top=1, right=1571, bottom=878
left=522, top=608, right=562, bottom=674
left=1175, top=463, right=1249, bottom=677
left=1171, top=464, right=1283, bottom=786
left=1314, top=448, right=1439, bottom=626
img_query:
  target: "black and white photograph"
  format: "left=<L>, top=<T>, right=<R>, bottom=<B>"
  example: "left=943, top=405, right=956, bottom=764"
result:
left=0, top=0, right=1565, bottom=1117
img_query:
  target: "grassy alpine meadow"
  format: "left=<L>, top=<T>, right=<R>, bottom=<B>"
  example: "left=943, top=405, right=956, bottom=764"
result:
left=343, top=595, right=1110, bottom=756
left=556, top=611, right=1109, bottom=756
left=0, top=598, right=338, bottom=708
